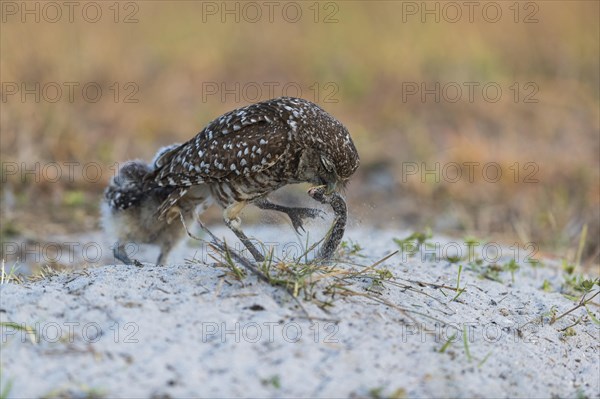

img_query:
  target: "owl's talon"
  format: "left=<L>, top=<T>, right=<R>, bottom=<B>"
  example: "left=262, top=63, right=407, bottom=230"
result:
left=288, top=207, right=325, bottom=235
left=292, top=220, right=306, bottom=235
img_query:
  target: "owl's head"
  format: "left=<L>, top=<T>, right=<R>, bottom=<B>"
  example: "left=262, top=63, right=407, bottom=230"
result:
left=310, top=125, right=360, bottom=194
left=113, top=161, right=151, bottom=187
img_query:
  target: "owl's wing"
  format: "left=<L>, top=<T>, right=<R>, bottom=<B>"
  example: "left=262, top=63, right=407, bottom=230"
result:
left=151, top=110, right=290, bottom=187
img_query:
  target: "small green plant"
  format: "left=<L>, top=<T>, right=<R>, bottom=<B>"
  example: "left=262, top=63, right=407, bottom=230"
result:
left=464, top=235, right=484, bottom=261
left=551, top=280, right=599, bottom=325
left=368, top=387, right=407, bottom=399
left=446, top=255, right=462, bottom=264
left=544, top=305, right=559, bottom=323
left=504, top=259, right=520, bottom=284
left=366, top=268, right=394, bottom=294
left=261, top=375, right=281, bottom=389
left=563, top=274, right=597, bottom=296
left=0, top=260, right=23, bottom=285
left=389, top=388, right=407, bottom=399
left=338, top=240, right=365, bottom=258
left=477, top=351, right=493, bottom=368
left=222, top=242, right=247, bottom=281
left=368, top=387, right=385, bottom=399
left=478, top=263, right=503, bottom=283
left=451, top=265, right=466, bottom=301
left=438, top=333, right=456, bottom=353
left=527, top=259, right=543, bottom=268
left=393, top=229, right=432, bottom=257
left=541, top=279, right=553, bottom=292
left=560, top=229, right=596, bottom=296
left=585, top=305, right=600, bottom=325
left=562, top=259, right=576, bottom=275
left=462, top=326, right=472, bottom=362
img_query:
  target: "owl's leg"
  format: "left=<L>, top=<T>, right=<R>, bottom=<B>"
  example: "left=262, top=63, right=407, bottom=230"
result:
left=165, top=206, right=182, bottom=225
left=224, top=202, right=265, bottom=262
left=113, top=243, right=134, bottom=265
left=156, top=241, right=175, bottom=265
left=254, top=198, right=325, bottom=234
left=308, top=187, right=347, bottom=260
left=156, top=251, right=165, bottom=265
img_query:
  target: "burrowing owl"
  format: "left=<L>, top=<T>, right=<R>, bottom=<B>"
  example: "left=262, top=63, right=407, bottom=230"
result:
left=146, top=97, right=360, bottom=261
left=101, top=144, right=208, bottom=265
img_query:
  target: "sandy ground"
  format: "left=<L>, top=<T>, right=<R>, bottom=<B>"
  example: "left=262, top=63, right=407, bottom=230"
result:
left=1, top=225, right=599, bottom=398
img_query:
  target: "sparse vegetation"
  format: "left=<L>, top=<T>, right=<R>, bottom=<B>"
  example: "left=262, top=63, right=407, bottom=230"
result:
left=190, top=235, right=402, bottom=312
left=451, top=264, right=466, bottom=301
left=0, top=260, right=23, bottom=285
left=0, top=260, right=66, bottom=285
left=462, top=326, right=472, bottom=362
left=337, top=240, right=365, bottom=258
left=504, top=259, right=520, bottom=284
left=261, top=375, right=281, bottom=390
left=550, top=279, right=600, bottom=325
left=438, top=333, right=456, bottom=353
left=393, top=229, right=433, bottom=257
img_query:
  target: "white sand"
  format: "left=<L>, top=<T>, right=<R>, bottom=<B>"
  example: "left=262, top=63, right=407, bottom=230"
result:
left=1, top=227, right=598, bottom=398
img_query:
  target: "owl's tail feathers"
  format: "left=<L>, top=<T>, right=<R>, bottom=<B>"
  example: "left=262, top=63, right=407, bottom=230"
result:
left=143, top=142, right=183, bottom=188
left=156, top=187, right=189, bottom=221
left=151, top=143, right=183, bottom=169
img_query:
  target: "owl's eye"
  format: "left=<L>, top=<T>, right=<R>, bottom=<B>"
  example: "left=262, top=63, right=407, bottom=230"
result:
left=320, top=156, right=335, bottom=173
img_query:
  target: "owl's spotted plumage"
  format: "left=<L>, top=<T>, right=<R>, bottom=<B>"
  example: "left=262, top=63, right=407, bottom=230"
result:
left=146, top=97, right=360, bottom=261
left=104, top=161, right=152, bottom=211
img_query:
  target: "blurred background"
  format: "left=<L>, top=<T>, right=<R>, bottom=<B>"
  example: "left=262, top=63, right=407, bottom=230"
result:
left=1, top=1, right=598, bottom=271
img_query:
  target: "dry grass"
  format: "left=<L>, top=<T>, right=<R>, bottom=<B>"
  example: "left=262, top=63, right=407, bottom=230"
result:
left=1, top=2, right=598, bottom=269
